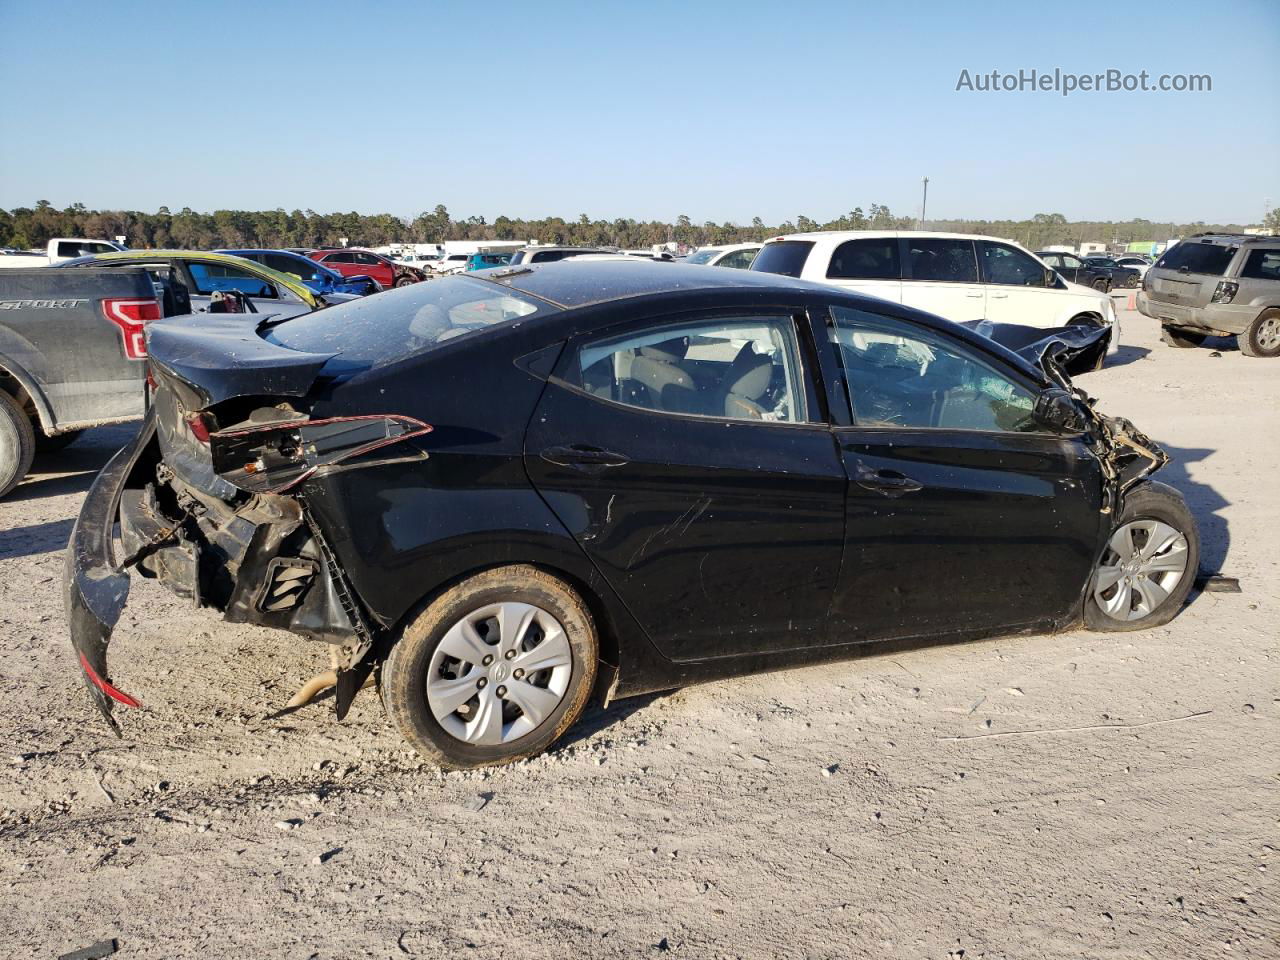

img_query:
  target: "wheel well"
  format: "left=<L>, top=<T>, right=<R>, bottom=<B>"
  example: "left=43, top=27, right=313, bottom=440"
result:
left=379, top=560, right=622, bottom=673
left=0, top=366, right=40, bottom=431
left=1068, top=312, right=1105, bottom=328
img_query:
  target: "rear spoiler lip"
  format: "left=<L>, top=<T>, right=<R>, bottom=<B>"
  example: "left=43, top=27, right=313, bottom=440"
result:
left=146, top=313, right=337, bottom=408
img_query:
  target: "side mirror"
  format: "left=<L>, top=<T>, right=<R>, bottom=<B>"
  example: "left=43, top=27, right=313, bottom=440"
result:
left=1044, top=268, right=1058, bottom=288
left=1033, top=387, right=1088, bottom=433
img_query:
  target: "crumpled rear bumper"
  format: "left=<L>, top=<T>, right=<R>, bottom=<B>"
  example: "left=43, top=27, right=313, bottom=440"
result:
left=64, top=413, right=156, bottom=731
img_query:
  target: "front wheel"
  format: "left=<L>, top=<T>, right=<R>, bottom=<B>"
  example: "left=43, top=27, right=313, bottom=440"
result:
left=1084, top=483, right=1199, bottom=632
left=394, top=275, right=415, bottom=288
left=381, top=565, right=598, bottom=769
left=1092, top=278, right=1110, bottom=293
left=1239, top=309, right=1280, bottom=358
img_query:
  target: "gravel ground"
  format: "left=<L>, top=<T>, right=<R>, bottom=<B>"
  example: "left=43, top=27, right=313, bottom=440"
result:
left=1, top=301, right=1276, bottom=959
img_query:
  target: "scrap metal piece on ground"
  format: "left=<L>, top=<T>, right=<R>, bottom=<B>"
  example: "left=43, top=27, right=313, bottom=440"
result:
left=58, top=939, right=118, bottom=960
left=1196, top=574, right=1242, bottom=593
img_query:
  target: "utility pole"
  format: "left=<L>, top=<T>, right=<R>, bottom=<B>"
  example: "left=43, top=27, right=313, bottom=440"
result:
left=920, top=177, right=929, bottom=229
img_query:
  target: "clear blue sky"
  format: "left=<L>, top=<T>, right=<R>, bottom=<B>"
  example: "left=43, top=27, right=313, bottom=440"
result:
left=1, top=0, right=1276, bottom=225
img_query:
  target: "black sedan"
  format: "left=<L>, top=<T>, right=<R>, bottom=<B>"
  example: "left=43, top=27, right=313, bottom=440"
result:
left=1036, top=251, right=1138, bottom=292
left=66, top=262, right=1198, bottom=769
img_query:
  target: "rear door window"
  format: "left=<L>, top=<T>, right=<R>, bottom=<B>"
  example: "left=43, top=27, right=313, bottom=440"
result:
left=750, top=241, right=815, bottom=278
left=575, top=316, right=808, bottom=423
left=1156, top=242, right=1237, bottom=276
left=906, top=238, right=977, bottom=282
left=827, top=238, right=900, bottom=280
left=1240, top=249, right=1280, bottom=281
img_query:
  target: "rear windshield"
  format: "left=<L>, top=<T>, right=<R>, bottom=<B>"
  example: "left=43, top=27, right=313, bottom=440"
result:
left=1156, top=241, right=1237, bottom=276
left=750, top=241, right=815, bottom=278
left=683, top=249, right=719, bottom=265
left=264, top=275, right=553, bottom=370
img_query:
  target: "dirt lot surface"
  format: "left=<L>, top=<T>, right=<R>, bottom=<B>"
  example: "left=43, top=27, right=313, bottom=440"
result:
left=1, top=301, right=1276, bottom=959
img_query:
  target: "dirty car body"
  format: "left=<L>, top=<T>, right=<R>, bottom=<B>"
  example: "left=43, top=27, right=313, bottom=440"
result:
left=66, top=262, right=1178, bottom=737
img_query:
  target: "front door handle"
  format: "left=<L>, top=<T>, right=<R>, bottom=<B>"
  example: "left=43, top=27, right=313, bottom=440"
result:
left=540, top=444, right=631, bottom=471
left=854, top=462, right=923, bottom=498
left=965, top=291, right=983, bottom=298
left=990, top=292, right=1008, bottom=299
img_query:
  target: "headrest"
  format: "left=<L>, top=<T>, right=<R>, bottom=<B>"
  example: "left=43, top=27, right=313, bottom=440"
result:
left=638, top=337, right=689, bottom=362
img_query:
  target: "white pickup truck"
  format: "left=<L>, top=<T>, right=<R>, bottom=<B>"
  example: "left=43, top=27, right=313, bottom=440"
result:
left=0, top=238, right=128, bottom=269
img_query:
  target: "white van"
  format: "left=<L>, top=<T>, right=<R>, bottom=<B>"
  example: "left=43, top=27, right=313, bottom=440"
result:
left=750, top=231, right=1115, bottom=335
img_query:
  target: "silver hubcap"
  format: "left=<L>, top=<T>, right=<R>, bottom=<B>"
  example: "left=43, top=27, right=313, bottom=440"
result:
left=1093, top=519, right=1189, bottom=621
left=1256, top=317, right=1280, bottom=350
left=426, top=601, right=572, bottom=745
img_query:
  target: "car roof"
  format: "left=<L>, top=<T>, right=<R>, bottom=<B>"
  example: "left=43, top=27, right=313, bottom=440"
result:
left=64, top=249, right=320, bottom=306
left=476, top=258, right=866, bottom=309
left=764, top=230, right=1004, bottom=243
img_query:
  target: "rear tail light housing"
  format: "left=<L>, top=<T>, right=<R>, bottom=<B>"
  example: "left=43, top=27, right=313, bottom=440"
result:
left=103, top=297, right=162, bottom=360
left=1210, top=280, right=1239, bottom=304
left=209, top=414, right=432, bottom=493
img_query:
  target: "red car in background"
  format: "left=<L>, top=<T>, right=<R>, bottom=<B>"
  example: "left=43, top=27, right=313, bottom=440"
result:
left=309, top=248, right=427, bottom=288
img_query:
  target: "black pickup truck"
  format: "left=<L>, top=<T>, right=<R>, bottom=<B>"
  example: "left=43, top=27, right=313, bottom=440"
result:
left=0, top=267, right=168, bottom=496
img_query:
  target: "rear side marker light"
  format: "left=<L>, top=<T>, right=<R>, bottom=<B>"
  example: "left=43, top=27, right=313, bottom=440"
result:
left=79, top=652, right=142, bottom=709
left=103, top=297, right=162, bottom=360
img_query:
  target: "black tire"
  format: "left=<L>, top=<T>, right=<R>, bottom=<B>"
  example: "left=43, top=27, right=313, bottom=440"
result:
left=381, top=565, right=598, bottom=769
left=1083, top=482, right=1199, bottom=633
left=394, top=275, right=415, bottom=288
left=1092, top=278, right=1110, bottom=293
left=1160, top=326, right=1206, bottom=349
left=34, top=428, right=84, bottom=453
left=1239, top=309, right=1280, bottom=359
left=0, top=389, right=36, bottom=498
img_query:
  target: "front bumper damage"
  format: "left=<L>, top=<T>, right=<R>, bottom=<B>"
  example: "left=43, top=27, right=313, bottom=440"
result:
left=65, top=411, right=376, bottom=732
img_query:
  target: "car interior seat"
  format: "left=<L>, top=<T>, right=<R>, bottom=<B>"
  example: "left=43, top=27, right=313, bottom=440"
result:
left=721, top=343, right=775, bottom=419
left=631, top=337, right=697, bottom=413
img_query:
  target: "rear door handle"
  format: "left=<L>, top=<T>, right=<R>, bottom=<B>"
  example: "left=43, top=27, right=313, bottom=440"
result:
left=854, top=462, right=923, bottom=498
left=540, top=444, right=630, bottom=471
left=965, top=292, right=983, bottom=298
left=990, top=292, right=1008, bottom=299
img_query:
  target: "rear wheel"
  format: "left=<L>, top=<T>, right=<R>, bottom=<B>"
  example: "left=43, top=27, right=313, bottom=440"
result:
left=382, top=565, right=598, bottom=769
left=1160, top=326, right=1207, bottom=348
left=1239, top=309, right=1280, bottom=358
left=0, top=390, right=35, bottom=498
left=1092, top=278, right=1110, bottom=293
left=34, top=428, right=83, bottom=453
left=1084, top=483, right=1198, bottom=632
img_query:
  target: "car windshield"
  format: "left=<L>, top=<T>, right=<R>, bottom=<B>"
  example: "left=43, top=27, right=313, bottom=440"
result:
left=264, top=275, right=553, bottom=370
left=683, top=249, right=720, bottom=265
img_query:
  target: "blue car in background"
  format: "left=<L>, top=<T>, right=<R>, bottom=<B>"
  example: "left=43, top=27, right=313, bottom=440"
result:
left=466, top=252, right=513, bottom=271
left=217, top=249, right=381, bottom=296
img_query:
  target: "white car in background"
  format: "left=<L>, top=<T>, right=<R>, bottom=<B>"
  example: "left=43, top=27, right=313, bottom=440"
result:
left=750, top=231, right=1115, bottom=340
left=682, top=243, right=762, bottom=269
left=1115, top=255, right=1153, bottom=278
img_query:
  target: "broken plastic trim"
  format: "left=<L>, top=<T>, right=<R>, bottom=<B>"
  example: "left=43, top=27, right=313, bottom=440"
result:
left=209, top=414, right=433, bottom=494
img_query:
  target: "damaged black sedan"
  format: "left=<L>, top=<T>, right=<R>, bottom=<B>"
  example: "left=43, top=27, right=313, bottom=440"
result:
left=66, top=262, right=1198, bottom=769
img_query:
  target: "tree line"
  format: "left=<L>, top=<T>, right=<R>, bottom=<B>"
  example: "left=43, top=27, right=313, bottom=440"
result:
left=0, top=201, right=1266, bottom=253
